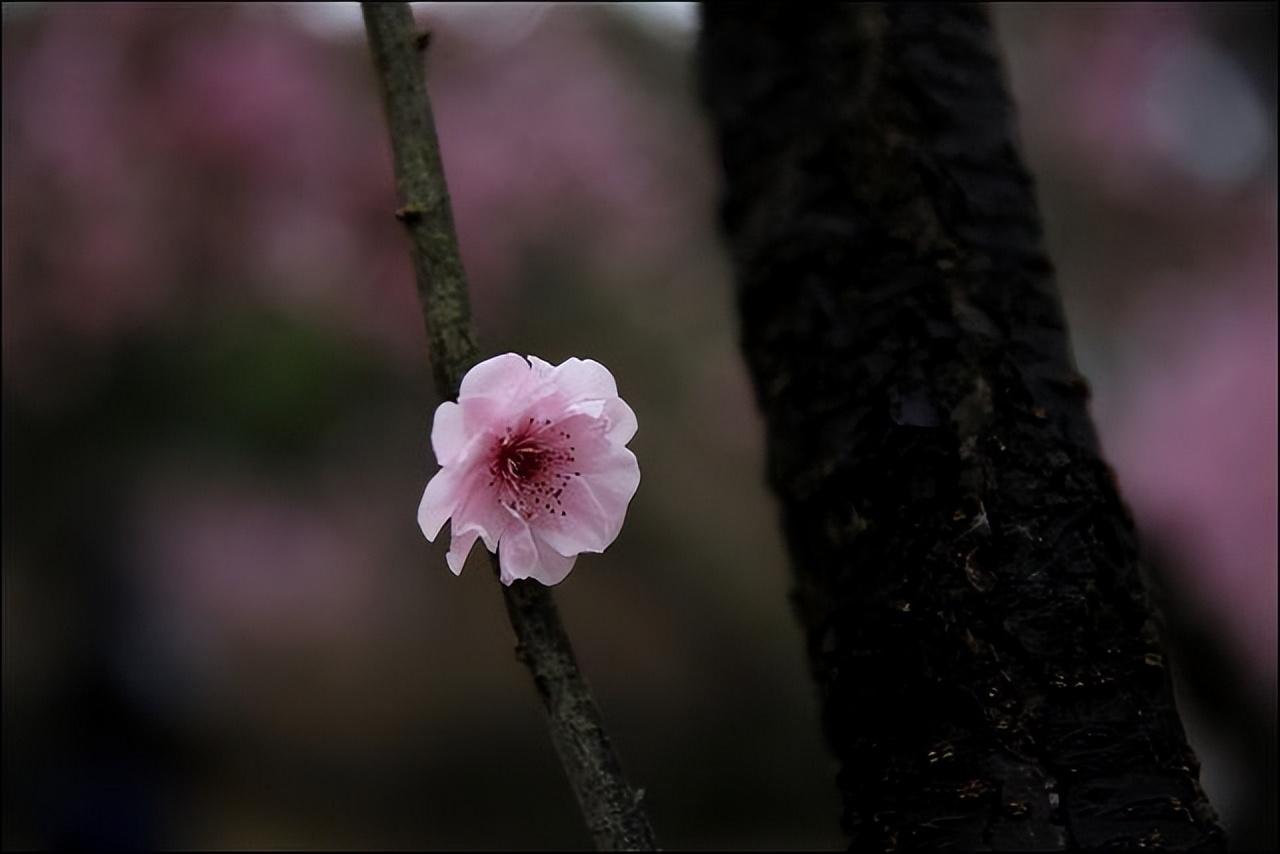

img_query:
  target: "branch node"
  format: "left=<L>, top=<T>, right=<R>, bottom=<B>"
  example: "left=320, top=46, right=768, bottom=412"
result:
left=415, top=29, right=432, bottom=51
left=394, top=203, right=424, bottom=222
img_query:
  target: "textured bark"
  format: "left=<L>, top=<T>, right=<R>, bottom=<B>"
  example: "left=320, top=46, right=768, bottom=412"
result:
left=361, top=2, right=475, bottom=398
left=699, top=4, right=1225, bottom=850
left=362, top=5, right=655, bottom=848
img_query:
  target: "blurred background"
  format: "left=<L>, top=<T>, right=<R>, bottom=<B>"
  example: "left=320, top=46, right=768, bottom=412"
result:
left=1, top=2, right=1274, bottom=849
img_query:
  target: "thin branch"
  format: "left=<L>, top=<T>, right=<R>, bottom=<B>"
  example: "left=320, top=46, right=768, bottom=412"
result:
left=359, top=4, right=656, bottom=850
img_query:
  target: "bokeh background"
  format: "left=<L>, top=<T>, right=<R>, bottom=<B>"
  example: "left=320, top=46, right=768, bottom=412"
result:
left=2, top=2, right=1274, bottom=849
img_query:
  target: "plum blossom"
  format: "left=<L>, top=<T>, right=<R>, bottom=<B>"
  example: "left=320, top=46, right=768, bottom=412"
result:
left=418, top=354, right=640, bottom=585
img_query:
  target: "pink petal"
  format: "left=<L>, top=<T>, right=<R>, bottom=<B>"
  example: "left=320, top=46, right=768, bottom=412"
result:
left=451, top=476, right=515, bottom=552
left=498, top=521, right=575, bottom=585
left=458, top=393, right=507, bottom=436
left=420, top=428, right=498, bottom=539
left=527, top=355, right=556, bottom=378
left=565, top=399, right=607, bottom=419
left=535, top=481, right=612, bottom=555
left=499, top=521, right=539, bottom=582
left=459, top=353, right=531, bottom=403
left=430, top=400, right=467, bottom=465
left=445, top=525, right=480, bottom=575
left=528, top=535, right=577, bottom=585
left=417, top=463, right=466, bottom=541
left=535, top=444, right=640, bottom=557
left=576, top=445, right=641, bottom=535
left=603, top=397, right=638, bottom=445
left=548, top=357, right=618, bottom=402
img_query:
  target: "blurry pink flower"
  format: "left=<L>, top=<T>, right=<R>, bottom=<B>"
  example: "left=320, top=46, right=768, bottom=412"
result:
left=418, top=354, right=640, bottom=585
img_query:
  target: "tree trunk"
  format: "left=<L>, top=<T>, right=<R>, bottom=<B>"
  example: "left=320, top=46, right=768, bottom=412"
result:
left=698, top=4, right=1225, bottom=850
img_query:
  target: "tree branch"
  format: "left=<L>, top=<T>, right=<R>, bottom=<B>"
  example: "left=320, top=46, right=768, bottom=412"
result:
left=360, top=4, right=656, bottom=849
left=699, top=3, right=1225, bottom=849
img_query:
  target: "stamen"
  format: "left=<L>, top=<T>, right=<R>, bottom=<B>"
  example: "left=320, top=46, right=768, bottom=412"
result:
left=489, top=420, right=576, bottom=522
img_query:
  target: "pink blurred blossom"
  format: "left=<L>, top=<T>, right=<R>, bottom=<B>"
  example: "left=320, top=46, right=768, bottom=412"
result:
left=1003, top=4, right=1271, bottom=207
left=1, top=5, right=417, bottom=390
left=3, top=4, right=712, bottom=400
left=1101, top=199, right=1278, bottom=698
left=130, top=469, right=401, bottom=661
left=426, top=6, right=713, bottom=290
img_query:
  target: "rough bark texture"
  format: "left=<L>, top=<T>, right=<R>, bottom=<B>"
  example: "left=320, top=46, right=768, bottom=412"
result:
left=361, top=2, right=476, bottom=398
left=362, top=5, right=656, bottom=849
left=699, top=4, right=1225, bottom=850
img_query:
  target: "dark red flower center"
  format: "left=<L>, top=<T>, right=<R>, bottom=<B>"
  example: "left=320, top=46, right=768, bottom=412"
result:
left=495, top=437, right=547, bottom=481
left=487, top=419, right=581, bottom=521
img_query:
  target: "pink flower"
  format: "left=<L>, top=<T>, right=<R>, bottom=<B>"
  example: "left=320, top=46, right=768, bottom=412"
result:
left=418, top=353, right=640, bottom=585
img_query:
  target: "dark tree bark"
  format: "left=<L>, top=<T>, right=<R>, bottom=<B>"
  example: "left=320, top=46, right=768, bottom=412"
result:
left=699, top=4, right=1225, bottom=850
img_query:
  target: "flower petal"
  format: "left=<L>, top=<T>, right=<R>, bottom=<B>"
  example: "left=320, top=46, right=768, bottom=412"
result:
left=451, top=473, right=515, bottom=552
left=535, top=481, right=610, bottom=555
left=603, top=397, right=638, bottom=445
left=577, top=444, right=641, bottom=536
left=499, top=522, right=579, bottom=586
left=528, top=355, right=556, bottom=377
left=565, top=399, right=607, bottom=420
left=418, top=463, right=466, bottom=541
left=445, top=525, right=480, bottom=575
left=457, top=393, right=507, bottom=437
left=419, top=426, right=500, bottom=540
left=431, top=400, right=467, bottom=465
left=535, top=444, right=640, bottom=556
left=498, top=521, right=540, bottom=583
left=528, top=533, right=577, bottom=586
left=549, top=357, right=618, bottom=402
left=459, top=353, right=531, bottom=403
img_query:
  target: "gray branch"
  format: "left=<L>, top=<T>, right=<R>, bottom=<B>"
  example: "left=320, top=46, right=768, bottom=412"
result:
left=360, top=4, right=657, bottom=849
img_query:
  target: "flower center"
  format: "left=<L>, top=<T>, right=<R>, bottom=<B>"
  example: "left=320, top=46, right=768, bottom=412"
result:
left=488, top=418, right=581, bottom=522
left=496, top=438, right=547, bottom=481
